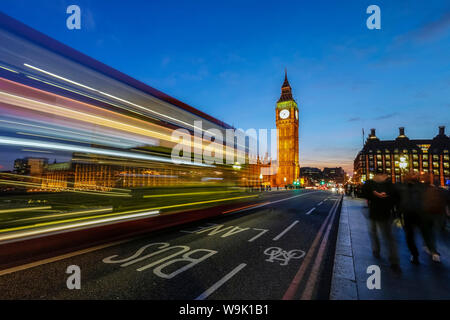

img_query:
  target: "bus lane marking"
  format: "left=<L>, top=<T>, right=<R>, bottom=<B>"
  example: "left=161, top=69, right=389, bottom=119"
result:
left=103, top=242, right=217, bottom=279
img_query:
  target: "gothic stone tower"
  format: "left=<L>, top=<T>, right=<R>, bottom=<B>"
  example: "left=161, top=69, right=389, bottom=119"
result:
left=276, top=70, right=300, bottom=186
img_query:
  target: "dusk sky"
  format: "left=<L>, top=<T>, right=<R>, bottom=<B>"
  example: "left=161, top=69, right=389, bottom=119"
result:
left=0, top=0, right=449, bottom=173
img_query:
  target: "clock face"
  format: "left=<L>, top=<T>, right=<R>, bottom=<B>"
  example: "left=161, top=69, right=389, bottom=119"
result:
left=295, top=110, right=298, bottom=120
left=279, top=109, right=290, bottom=119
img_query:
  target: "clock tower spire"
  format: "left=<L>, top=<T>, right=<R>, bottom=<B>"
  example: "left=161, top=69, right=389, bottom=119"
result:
left=275, top=70, right=300, bottom=186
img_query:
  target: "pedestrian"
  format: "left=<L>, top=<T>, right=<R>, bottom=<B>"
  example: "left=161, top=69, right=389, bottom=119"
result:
left=361, top=173, right=401, bottom=273
left=397, top=173, right=443, bottom=264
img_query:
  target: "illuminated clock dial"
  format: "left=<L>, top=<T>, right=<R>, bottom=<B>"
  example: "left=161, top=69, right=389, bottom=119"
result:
left=295, top=110, right=298, bottom=120
left=279, top=109, right=290, bottom=119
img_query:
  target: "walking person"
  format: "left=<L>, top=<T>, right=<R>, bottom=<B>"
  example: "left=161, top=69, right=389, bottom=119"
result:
left=362, top=173, right=401, bottom=273
left=398, top=173, right=442, bottom=264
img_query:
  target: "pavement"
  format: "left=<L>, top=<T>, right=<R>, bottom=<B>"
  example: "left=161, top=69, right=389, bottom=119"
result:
left=0, top=190, right=342, bottom=300
left=331, top=196, right=450, bottom=300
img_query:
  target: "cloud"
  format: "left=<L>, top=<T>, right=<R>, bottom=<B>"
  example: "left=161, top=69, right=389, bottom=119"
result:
left=161, top=57, right=171, bottom=67
left=395, top=11, right=450, bottom=45
left=374, top=112, right=399, bottom=120
left=83, top=8, right=96, bottom=31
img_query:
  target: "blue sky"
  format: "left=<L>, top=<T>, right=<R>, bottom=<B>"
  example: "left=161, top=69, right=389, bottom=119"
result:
left=0, top=0, right=449, bottom=172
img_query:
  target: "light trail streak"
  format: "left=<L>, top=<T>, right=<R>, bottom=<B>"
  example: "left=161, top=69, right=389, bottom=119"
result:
left=24, top=63, right=207, bottom=132
left=0, top=89, right=231, bottom=158
left=21, top=149, right=53, bottom=153
left=13, top=207, right=114, bottom=222
left=0, top=206, right=52, bottom=214
left=0, top=210, right=160, bottom=242
left=0, top=119, right=141, bottom=149
left=0, top=179, right=132, bottom=197
left=0, top=136, right=213, bottom=167
left=0, top=64, right=18, bottom=73
left=143, top=190, right=243, bottom=198
left=0, top=90, right=171, bottom=142
left=0, top=173, right=131, bottom=193
left=0, top=195, right=258, bottom=239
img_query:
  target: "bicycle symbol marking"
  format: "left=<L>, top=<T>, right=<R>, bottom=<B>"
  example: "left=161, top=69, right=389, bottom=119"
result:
left=263, top=247, right=305, bottom=266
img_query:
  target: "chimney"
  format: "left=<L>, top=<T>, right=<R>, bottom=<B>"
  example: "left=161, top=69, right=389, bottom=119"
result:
left=370, top=128, right=376, bottom=137
left=399, top=127, right=405, bottom=136
left=439, top=126, right=445, bottom=136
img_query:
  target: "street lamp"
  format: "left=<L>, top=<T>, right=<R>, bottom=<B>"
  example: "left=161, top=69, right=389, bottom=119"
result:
left=398, top=155, right=408, bottom=182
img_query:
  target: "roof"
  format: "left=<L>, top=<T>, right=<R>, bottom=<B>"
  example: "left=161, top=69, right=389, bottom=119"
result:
left=277, top=69, right=296, bottom=103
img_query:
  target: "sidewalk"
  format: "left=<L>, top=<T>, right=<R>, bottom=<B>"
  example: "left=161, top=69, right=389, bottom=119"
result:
left=330, top=196, right=450, bottom=300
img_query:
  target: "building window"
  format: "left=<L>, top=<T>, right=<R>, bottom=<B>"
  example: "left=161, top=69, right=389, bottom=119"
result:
left=413, top=161, right=419, bottom=167
left=444, top=155, right=449, bottom=161
left=377, top=161, right=382, bottom=167
left=433, top=169, right=439, bottom=175
left=413, top=154, right=418, bottom=160
left=376, top=155, right=382, bottom=160
left=433, top=155, right=439, bottom=160
left=423, top=162, right=429, bottom=167
left=385, top=154, right=390, bottom=160
left=423, top=154, right=428, bottom=160
left=386, top=161, right=391, bottom=167
left=433, top=162, right=439, bottom=168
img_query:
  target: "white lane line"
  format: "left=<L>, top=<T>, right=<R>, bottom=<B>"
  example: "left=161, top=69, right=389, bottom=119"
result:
left=195, top=263, right=247, bottom=300
left=305, top=208, right=316, bottom=215
left=272, top=220, right=299, bottom=241
left=268, top=191, right=319, bottom=206
left=248, top=228, right=269, bottom=242
left=317, top=201, right=323, bottom=206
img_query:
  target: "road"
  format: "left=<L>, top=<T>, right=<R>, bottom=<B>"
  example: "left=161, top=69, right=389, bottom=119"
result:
left=0, top=190, right=342, bottom=300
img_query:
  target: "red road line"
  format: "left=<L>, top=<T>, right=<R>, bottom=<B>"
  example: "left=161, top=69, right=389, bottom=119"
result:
left=222, top=202, right=270, bottom=214
left=282, top=198, right=339, bottom=300
left=300, top=196, right=342, bottom=300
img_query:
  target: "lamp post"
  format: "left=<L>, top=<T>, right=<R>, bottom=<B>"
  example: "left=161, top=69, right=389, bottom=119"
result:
left=399, top=155, right=408, bottom=182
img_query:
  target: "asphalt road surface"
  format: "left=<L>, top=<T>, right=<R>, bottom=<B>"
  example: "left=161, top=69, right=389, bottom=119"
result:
left=0, top=190, right=342, bottom=300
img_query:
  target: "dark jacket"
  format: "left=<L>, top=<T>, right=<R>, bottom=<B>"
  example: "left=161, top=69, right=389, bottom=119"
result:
left=362, top=180, right=396, bottom=221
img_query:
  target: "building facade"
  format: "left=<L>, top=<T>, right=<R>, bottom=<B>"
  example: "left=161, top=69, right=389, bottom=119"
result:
left=275, top=71, right=300, bottom=186
left=354, top=126, right=450, bottom=187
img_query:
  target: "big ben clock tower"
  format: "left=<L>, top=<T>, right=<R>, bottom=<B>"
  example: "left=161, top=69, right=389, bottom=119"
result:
left=275, top=70, right=300, bottom=186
